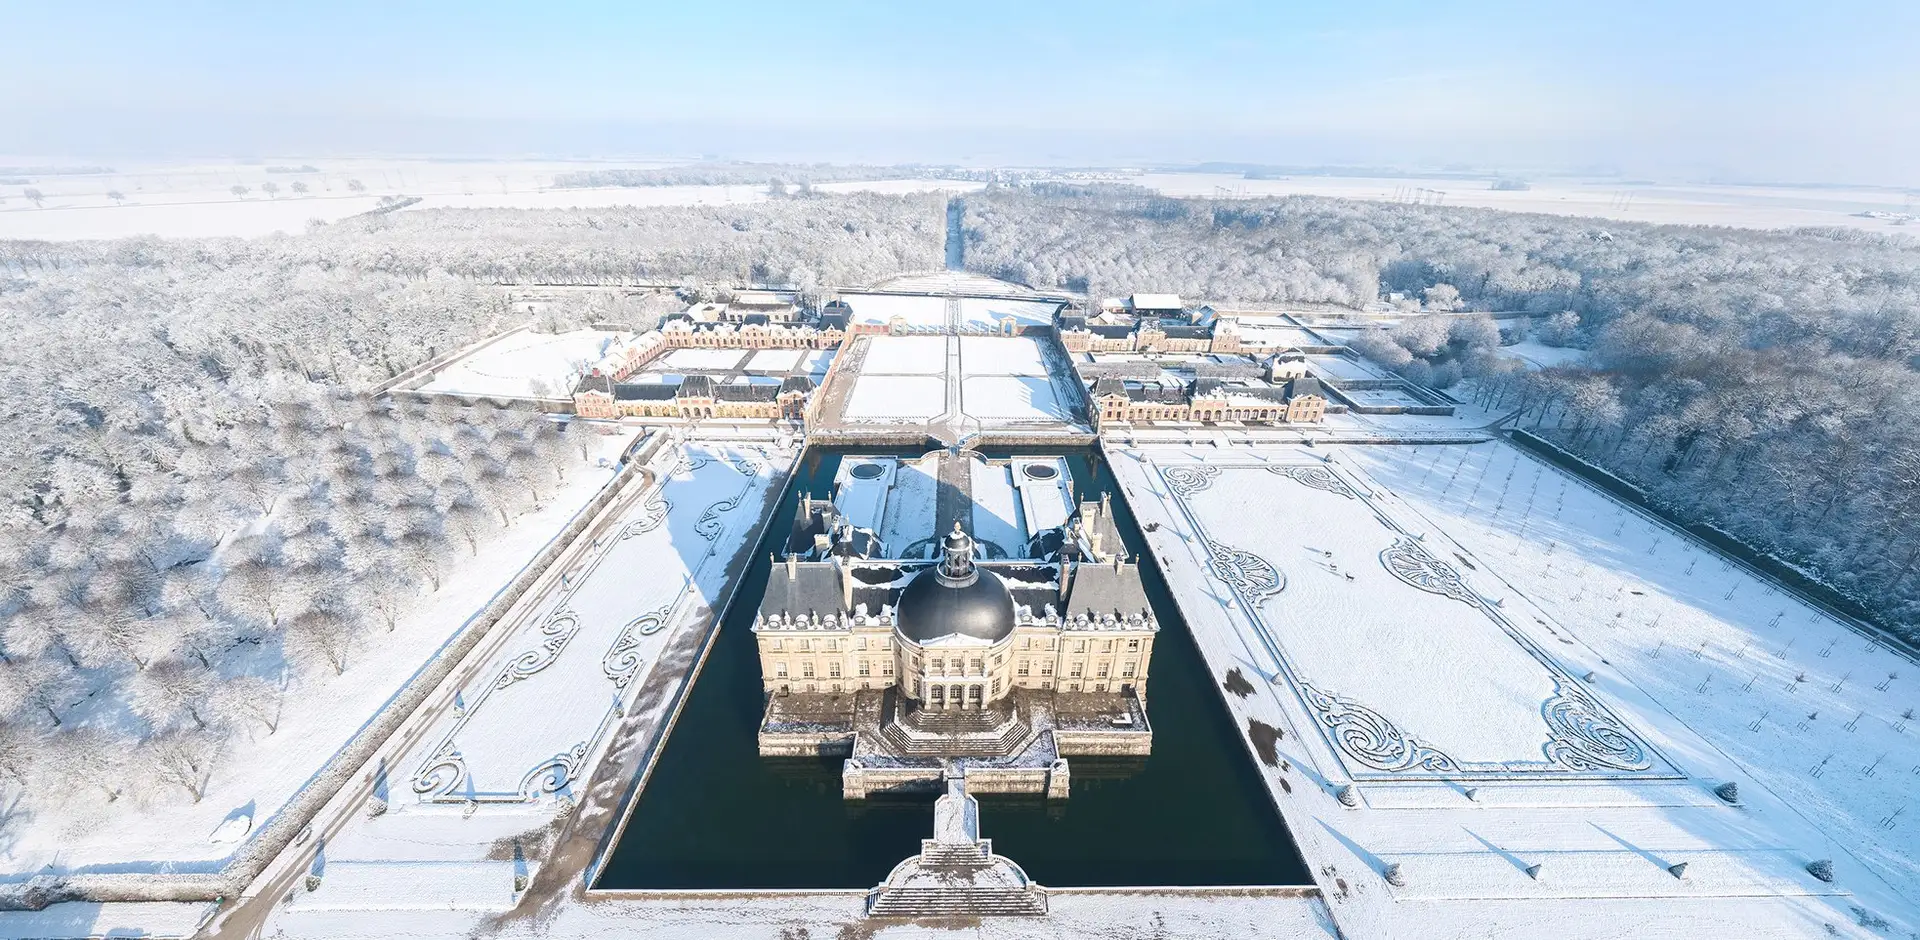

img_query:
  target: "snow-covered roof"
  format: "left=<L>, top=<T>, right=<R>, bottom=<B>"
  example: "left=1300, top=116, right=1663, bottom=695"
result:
left=1130, top=293, right=1184, bottom=311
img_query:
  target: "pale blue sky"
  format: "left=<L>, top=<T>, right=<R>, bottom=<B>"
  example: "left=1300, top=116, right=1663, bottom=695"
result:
left=4, top=1, right=1917, bottom=182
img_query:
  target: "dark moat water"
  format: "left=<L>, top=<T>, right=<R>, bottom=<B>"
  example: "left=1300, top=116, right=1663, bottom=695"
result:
left=595, top=447, right=1310, bottom=888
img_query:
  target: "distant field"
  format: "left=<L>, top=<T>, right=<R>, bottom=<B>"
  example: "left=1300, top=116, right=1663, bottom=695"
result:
left=1134, top=172, right=1920, bottom=233
left=1, top=156, right=1910, bottom=240
left=0, top=158, right=982, bottom=240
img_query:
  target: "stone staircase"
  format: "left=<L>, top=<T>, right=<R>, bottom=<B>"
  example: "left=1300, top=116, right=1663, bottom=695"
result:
left=868, top=885, right=1048, bottom=917
left=865, top=770, right=1048, bottom=918
left=877, top=694, right=1036, bottom=757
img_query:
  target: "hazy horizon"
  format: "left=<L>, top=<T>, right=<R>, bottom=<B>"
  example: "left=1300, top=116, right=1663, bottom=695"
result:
left=5, top=1, right=1919, bottom=187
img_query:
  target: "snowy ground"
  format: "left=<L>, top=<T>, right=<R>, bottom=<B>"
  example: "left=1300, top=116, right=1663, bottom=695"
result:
left=404, top=444, right=783, bottom=805
left=213, top=437, right=796, bottom=940
left=859, top=335, right=949, bottom=374
left=0, top=158, right=981, bottom=240
left=1342, top=441, right=1920, bottom=913
left=1133, top=172, right=1920, bottom=233
left=845, top=374, right=948, bottom=420
left=1305, top=353, right=1391, bottom=382
left=961, top=375, right=1071, bottom=421
left=957, top=297, right=1061, bottom=330
left=836, top=293, right=951, bottom=329
left=1106, top=440, right=1919, bottom=938
left=0, top=430, right=638, bottom=883
left=959, top=335, right=1050, bottom=375
left=419, top=329, right=631, bottom=399
left=833, top=335, right=1085, bottom=431
left=1500, top=340, right=1589, bottom=370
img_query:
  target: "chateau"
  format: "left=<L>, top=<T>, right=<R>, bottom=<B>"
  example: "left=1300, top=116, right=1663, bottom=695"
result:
left=752, top=452, right=1158, bottom=798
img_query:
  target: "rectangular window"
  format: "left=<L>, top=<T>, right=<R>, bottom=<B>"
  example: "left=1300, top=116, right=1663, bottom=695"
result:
left=775, top=662, right=788, bottom=677
left=991, top=679, right=1001, bottom=695
left=1069, top=662, right=1083, bottom=678
left=827, top=639, right=839, bottom=652
left=882, top=662, right=894, bottom=676
left=798, top=639, right=811, bottom=652
left=1017, top=662, right=1030, bottom=677
left=770, top=639, right=784, bottom=651
left=1041, top=663, right=1053, bottom=676
left=1122, top=661, right=1136, bottom=678
left=1128, top=639, right=1140, bottom=652
left=969, top=658, right=983, bottom=674
left=828, top=662, right=841, bottom=678
left=1097, top=662, right=1110, bottom=678
left=801, top=662, right=815, bottom=678
left=858, top=660, right=871, bottom=676
left=1095, top=682, right=1107, bottom=693
left=1074, top=640, right=1087, bottom=653
left=856, top=637, right=867, bottom=650
left=1103, top=640, right=1114, bottom=653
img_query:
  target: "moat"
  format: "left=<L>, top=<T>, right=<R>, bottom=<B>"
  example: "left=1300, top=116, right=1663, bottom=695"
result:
left=596, top=446, right=1310, bottom=889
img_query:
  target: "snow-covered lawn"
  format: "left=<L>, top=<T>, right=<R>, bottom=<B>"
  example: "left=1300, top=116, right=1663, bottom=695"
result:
left=404, top=444, right=784, bottom=805
left=419, top=329, right=630, bottom=399
left=1145, top=459, right=1673, bottom=778
left=957, top=298, right=1059, bottom=330
left=662, top=348, right=751, bottom=371
left=960, top=375, right=1070, bottom=421
left=0, top=431, right=638, bottom=878
left=1108, top=441, right=1918, bottom=937
left=1235, top=323, right=1329, bottom=349
left=958, top=336, right=1050, bottom=376
left=743, top=349, right=804, bottom=373
left=837, top=293, right=950, bottom=329
left=1501, top=340, right=1588, bottom=370
left=860, top=335, right=949, bottom=374
left=1342, top=440, right=1920, bottom=913
left=845, top=375, right=946, bottom=420
left=1305, top=354, right=1390, bottom=382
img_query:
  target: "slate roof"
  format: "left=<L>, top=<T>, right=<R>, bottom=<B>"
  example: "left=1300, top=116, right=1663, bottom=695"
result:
left=1062, top=561, right=1155, bottom=625
left=615, top=383, right=678, bottom=401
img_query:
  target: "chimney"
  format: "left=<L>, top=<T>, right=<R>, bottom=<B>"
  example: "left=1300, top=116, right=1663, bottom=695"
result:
left=838, top=556, right=854, bottom=611
left=1058, top=556, right=1073, bottom=604
left=785, top=552, right=797, bottom=581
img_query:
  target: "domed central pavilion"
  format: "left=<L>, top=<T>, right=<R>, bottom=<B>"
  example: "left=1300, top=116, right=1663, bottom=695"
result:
left=750, top=450, right=1161, bottom=798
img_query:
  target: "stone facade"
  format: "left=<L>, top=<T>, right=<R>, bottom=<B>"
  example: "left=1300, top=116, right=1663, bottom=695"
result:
left=570, top=318, right=843, bottom=421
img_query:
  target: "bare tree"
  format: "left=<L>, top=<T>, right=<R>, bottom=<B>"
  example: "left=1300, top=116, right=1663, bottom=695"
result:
left=261, top=181, right=281, bottom=198
left=211, top=675, right=285, bottom=734
left=139, top=727, right=227, bottom=802
left=23, top=188, right=44, bottom=208
left=283, top=605, right=364, bottom=675
left=127, top=657, right=217, bottom=730
left=230, top=185, right=250, bottom=199
left=38, top=725, right=132, bottom=802
left=290, top=181, right=309, bottom=196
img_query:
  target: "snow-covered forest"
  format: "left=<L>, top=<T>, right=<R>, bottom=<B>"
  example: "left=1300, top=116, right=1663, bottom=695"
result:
left=0, top=192, right=942, bottom=815
left=963, top=184, right=1920, bottom=634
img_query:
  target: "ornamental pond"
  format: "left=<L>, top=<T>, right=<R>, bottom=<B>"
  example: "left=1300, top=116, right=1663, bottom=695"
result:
left=595, top=447, right=1310, bottom=889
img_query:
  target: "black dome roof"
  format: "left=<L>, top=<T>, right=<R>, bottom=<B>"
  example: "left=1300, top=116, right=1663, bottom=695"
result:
left=894, top=522, right=1015, bottom=644
left=895, top=565, right=1016, bottom=644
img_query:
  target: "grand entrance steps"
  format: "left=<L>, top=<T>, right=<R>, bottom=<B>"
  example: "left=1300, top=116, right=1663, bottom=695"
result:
left=867, top=886, right=1048, bottom=917
left=878, top=693, right=1036, bottom=757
